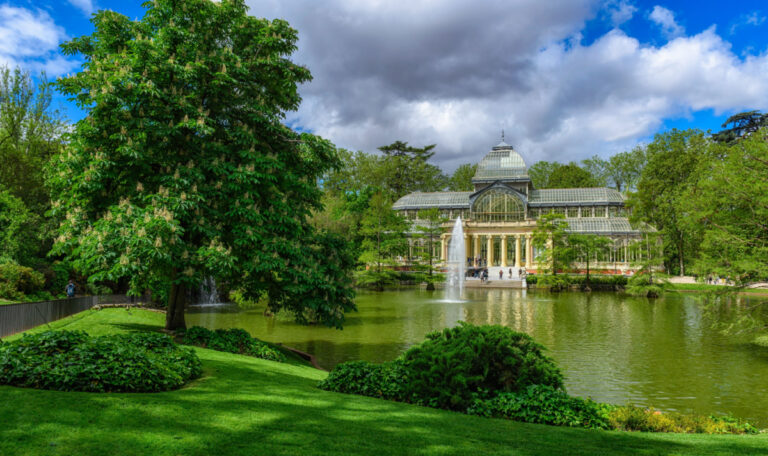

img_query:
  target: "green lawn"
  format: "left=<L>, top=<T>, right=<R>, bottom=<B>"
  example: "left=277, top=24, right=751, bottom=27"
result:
left=2, top=309, right=768, bottom=455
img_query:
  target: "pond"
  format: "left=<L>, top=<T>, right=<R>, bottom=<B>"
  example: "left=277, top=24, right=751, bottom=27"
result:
left=187, top=288, right=768, bottom=426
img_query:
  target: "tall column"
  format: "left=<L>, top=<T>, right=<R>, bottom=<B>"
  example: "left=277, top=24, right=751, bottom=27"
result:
left=487, top=235, right=494, bottom=266
left=474, top=235, right=481, bottom=266
left=500, top=235, right=508, bottom=267
left=440, top=234, right=447, bottom=261
left=526, top=234, right=533, bottom=267
left=408, top=239, right=413, bottom=261
left=465, top=234, right=471, bottom=263
left=515, top=234, right=522, bottom=268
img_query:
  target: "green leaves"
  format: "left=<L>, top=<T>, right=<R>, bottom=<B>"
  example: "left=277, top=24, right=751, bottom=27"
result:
left=0, top=331, right=201, bottom=392
left=182, top=326, right=286, bottom=363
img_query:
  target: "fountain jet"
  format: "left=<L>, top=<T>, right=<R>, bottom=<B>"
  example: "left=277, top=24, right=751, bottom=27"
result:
left=445, top=217, right=466, bottom=302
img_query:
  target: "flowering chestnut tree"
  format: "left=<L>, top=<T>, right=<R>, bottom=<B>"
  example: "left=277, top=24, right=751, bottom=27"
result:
left=50, top=0, right=355, bottom=330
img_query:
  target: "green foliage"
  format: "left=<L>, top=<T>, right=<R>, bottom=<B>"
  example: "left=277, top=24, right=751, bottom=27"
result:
left=631, top=129, right=708, bottom=275
left=0, top=330, right=201, bottom=392
left=626, top=272, right=667, bottom=298
left=0, top=261, right=45, bottom=301
left=182, top=326, right=285, bottom=363
left=51, top=0, right=355, bottom=330
left=527, top=161, right=560, bottom=189
left=0, top=188, right=42, bottom=267
left=532, top=212, right=570, bottom=275
left=712, top=110, right=768, bottom=144
left=608, top=406, right=758, bottom=434
left=448, top=163, right=477, bottom=191
left=401, top=322, right=564, bottom=411
left=317, top=360, right=408, bottom=401
left=566, top=234, right=612, bottom=285
left=546, top=162, right=599, bottom=189
left=377, top=141, right=446, bottom=199
left=353, top=268, right=402, bottom=289
left=535, top=274, right=571, bottom=292
left=414, top=207, right=447, bottom=286
left=568, top=274, right=627, bottom=288
left=686, top=132, right=768, bottom=284
left=581, top=148, right=646, bottom=192
left=357, top=192, right=408, bottom=289
left=467, top=385, right=612, bottom=430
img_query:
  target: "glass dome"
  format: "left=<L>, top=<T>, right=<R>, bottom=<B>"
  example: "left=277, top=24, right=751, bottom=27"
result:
left=472, top=142, right=529, bottom=183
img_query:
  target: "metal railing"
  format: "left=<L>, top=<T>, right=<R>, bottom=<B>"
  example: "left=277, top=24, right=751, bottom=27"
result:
left=0, top=295, right=139, bottom=338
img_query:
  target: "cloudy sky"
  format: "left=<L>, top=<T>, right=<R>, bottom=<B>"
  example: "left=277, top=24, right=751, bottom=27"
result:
left=4, top=0, right=768, bottom=170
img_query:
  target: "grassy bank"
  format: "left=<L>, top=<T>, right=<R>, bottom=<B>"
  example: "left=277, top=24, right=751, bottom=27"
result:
left=2, top=309, right=768, bottom=455
left=668, top=283, right=768, bottom=295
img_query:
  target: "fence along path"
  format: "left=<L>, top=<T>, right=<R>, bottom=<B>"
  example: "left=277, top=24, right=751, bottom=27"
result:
left=0, top=295, right=137, bottom=338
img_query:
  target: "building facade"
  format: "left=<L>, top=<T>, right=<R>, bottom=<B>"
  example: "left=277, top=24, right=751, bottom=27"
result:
left=392, top=141, right=646, bottom=273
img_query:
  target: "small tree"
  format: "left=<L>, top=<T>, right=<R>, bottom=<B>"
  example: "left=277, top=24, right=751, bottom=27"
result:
left=567, top=234, right=612, bottom=290
left=626, top=231, right=669, bottom=298
left=415, top=208, right=447, bottom=290
left=357, top=192, right=408, bottom=290
left=532, top=212, right=570, bottom=276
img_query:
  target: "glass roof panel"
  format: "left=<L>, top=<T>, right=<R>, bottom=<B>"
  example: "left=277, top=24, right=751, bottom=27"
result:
left=529, top=188, right=624, bottom=204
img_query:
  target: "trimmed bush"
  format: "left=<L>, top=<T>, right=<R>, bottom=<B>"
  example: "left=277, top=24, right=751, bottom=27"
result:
left=401, top=322, right=563, bottom=410
left=182, top=326, right=286, bottom=363
left=467, top=385, right=612, bottom=430
left=608, top=405, right=758, bottom=434
left=318, top=360, right=408, bottom=401
left=0, top=331, right=201, bottom=392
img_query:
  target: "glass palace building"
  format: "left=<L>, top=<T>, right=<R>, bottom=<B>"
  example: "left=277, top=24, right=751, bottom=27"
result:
left=392, top=141, right=645, bottom=273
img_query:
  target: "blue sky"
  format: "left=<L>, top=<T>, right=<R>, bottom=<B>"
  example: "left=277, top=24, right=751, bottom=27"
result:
left=3, top=0, right=768, bottom=168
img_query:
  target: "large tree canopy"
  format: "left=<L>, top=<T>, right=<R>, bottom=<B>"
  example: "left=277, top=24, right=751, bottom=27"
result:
left=630, top=129, right=707, bottom=276
left=51, top=0, right=355, bottom=330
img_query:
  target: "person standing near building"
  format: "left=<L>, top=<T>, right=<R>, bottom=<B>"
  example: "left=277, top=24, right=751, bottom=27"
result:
left=499, top=269, right=503, bottom=280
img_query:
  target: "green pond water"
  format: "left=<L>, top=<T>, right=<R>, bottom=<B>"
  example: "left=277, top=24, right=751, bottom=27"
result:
left=187, top=288, right=768, bottom=426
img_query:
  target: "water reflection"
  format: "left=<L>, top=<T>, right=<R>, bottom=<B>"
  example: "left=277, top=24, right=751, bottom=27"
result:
left=187, top=288, right=768, bottom=426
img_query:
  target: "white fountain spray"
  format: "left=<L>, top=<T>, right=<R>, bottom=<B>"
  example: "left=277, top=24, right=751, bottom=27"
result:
left=445, top=217, right=466, bottom=302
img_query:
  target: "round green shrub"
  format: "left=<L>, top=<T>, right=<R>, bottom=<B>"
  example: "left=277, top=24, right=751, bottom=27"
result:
left=318, top=360, right=407, bottom=400
left=0, top=331, right=201, bottom=392
left=182, top=326, right=285, bottom=363
left=402, top=322, right=563, bottom=410
left=467, top=385, right=612, bottom=430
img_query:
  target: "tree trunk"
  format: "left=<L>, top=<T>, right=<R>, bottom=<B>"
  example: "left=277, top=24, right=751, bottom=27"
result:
left=678, top=240, right=685, bottom=276
left=165, top=281, right=187, bottom=331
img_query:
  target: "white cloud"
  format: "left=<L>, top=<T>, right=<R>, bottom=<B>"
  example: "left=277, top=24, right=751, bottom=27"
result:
left=0, top=6, right=78, bottom=75
left=242, top=1, right=768, bottom=171
left=649, top=5, right=685, bottom=39
left=604, top=0, right=637, bottom=27
left=68, top=0, right=95, bottom=16
left=730, top=11, right=766, bottom=35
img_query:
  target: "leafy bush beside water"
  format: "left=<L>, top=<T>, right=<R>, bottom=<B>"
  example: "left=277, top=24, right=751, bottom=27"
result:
left=182, top=326, right=286, bottom=363
left=403, top=322, right=563, bottom=410
left=0, top=331, right=201, bottom=392
left=318, top=322, right=758, bottom=435
left=319, top=323, right=563, bottom=410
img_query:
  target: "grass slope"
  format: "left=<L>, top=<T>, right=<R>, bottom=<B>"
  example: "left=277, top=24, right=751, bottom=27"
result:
left=1, top=309, right=768, bottom=456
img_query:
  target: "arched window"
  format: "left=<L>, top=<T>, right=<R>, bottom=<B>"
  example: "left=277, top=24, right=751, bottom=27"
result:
left=471, top=189, right=525, bottom=222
